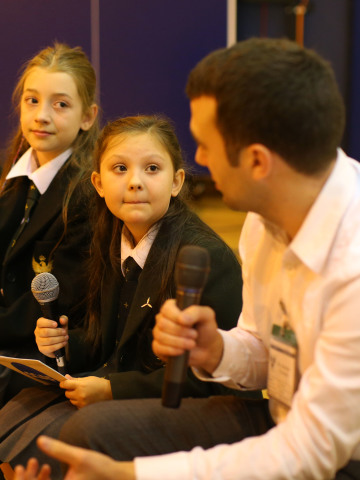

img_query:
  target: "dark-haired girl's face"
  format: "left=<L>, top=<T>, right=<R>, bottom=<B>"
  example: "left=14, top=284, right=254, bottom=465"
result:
left=91, top=132, right=184, bottom=244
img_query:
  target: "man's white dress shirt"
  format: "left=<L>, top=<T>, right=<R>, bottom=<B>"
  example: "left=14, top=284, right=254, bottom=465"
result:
left=135, top=149, right=360, bottom=479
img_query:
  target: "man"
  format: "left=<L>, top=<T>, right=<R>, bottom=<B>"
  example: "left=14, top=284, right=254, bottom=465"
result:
left=14, top=37, right=360, bottom=480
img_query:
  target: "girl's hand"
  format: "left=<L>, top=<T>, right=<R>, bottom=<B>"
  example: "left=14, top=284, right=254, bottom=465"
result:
left=60, top=375, right=113, bottom=408
left=34, top=315, right=69, bottom=358
left=14, top=458, right=52, bottom=480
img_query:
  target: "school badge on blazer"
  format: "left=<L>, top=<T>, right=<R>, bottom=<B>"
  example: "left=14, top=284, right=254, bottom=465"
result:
left=32, top=254, right=53, bottom=274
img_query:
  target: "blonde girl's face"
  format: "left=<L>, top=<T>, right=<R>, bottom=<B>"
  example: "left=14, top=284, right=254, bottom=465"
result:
left=91, top=132, right=185, bottom=245
left=20, top=67, right=96, bottom=165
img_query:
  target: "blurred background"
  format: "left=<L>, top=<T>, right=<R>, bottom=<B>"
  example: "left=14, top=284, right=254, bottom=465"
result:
left=0, top=0, right=357, bottom=252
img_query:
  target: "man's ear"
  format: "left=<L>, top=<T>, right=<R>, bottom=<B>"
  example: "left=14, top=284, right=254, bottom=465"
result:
left=91, top=171, right=104, bottom=197
left=81, top=104, right=98, bottom=131
left=245, top=144, right=273, bottom=180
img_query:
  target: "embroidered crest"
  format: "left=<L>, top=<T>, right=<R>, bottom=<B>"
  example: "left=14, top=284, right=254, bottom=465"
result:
left=32, top=255, right=53, bottom=274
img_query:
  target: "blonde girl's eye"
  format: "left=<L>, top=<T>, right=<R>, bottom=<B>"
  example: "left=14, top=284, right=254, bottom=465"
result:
left=54, top=100, right=69, bottom=109
left=24, top=96, right=38, bottom=105
left=146, top=164, right=159, bottom=173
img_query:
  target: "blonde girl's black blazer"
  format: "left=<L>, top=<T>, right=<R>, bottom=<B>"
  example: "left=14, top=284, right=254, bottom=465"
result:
left=67, top=211, right=244, bottom=400
left=0, top=160, right=92, bottom=353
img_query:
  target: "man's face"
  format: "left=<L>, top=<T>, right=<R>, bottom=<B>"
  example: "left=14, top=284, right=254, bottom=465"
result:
left=190, top=96, right=249, bottom=211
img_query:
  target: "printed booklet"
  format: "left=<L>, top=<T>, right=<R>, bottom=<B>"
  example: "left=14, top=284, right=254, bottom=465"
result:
left=0, top=355, right=65, bottom=385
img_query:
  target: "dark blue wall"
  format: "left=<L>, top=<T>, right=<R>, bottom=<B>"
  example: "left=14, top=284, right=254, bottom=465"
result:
left=98, top=0, right=226, bottom=173
left=0, top=0, right=91, bottom=155
left=237, top=0, right=355, bottom=156
left=348, top=0, right=360, bottom=159
left=0, top=0, right=226, bottom=173
left=1, top=1, right=359, bottom=168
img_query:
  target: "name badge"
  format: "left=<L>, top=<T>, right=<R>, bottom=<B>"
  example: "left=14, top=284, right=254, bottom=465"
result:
left=267, top=302, right=298, bottom=408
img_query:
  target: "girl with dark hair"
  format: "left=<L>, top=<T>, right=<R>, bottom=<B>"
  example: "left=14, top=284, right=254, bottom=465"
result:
left=0, top=115, right=244, bottom=478
left=0, top=43, right=99, bottom=406
left=35, top=114, right=243, bottom=404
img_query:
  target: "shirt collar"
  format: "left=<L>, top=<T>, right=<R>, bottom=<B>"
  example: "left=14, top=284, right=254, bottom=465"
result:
left=290, top=149, right=357, bottom=273
left=121, top=223, right=160, bottom=275
left=6, top=147, right=72, bottom=194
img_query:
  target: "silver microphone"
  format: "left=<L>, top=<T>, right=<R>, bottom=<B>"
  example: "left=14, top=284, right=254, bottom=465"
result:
left=31, top=272, right=67, bottom=374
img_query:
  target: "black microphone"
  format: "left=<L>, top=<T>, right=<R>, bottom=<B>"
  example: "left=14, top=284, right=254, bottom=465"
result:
left=162, top=245, right=210, bottom=408
left=31, top=272, right=67, bottom=374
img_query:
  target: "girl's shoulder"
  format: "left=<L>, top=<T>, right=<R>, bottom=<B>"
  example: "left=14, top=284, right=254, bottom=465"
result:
left=180, top=210, right=236, bottom=258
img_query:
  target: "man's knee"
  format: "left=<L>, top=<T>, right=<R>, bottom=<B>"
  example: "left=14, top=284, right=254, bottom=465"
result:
left=59, top=402, right=102, bottom=448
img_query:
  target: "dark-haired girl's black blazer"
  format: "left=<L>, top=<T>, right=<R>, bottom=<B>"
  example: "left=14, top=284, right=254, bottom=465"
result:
left=67, top=211, right=244, bottom=400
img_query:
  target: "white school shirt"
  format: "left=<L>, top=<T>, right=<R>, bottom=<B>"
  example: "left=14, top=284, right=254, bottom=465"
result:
left=6, top=147, right=72, bottom=194
left=135, top=149, right=360, bottom=479
left=120, top=224, right=160, bottom=274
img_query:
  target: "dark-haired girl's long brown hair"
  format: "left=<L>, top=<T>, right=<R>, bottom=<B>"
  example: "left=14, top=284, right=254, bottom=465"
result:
left=85, top=115, right=222, bottom=363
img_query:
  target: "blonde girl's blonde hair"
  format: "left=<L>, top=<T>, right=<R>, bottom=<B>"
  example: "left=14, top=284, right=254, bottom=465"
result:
left=0, top=42, right=100, bottom=245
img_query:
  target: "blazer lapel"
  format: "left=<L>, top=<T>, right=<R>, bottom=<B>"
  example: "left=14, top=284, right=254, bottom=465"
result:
left=100, top=271, right=123, bottom=357
left=117, top=266, right=160, bottom=350
left=5, top=164, right=70, bottom=263
left=101, top=221, right=182, bottom=355
left=0, top=177, right=29, bottom=262
left=117, top=225, right=177, bottom=349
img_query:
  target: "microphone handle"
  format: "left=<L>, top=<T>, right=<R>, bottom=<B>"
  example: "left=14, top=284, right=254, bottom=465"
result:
left=39, top=300, right=67, bottom=375
left=162, top=290, right=201, bottom=408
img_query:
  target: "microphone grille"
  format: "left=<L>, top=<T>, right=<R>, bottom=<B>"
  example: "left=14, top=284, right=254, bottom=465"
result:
left=175, top=245, right=210, bottom=290
left=31, top=272, right=59, bottom=302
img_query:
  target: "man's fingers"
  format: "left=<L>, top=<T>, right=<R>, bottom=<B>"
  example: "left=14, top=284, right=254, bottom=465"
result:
left=13, top=464, right=25, bottom=480
left=159, top=300, right=199, bottom=327
left=13, top=458, right=41, bottom=480
left=37, top=464, right=52, bottom=480
left=37, top=436, right=81, bottom=465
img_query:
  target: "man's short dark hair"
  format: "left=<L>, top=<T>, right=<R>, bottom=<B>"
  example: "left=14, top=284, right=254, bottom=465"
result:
left=186, top=38, right=345, bottom=174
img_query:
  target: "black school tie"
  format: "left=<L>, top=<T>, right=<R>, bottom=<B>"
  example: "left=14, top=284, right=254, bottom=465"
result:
left=123, top=256, right=142, bottom=282
left=116, top=256, right=142, bottom=337
left=3, top=179, right=40, bottom=261
left=95, top=257, right=142, bottom=375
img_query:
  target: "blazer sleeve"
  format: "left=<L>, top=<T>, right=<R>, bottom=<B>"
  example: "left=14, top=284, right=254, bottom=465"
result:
left=62, top=327, right=97, bottom=374
left=200, top=237, right=243, bottom=330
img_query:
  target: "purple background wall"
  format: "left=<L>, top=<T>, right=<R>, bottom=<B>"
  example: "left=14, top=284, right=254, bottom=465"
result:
left=348, top=0, right=360, bottom=158
left=0, top=0, right=92, bottom=156
left=1, top=1, right=360, bottom=172
left=0, top=0, right=226, bottom=174
left=236, top=0, right=355, bottom=156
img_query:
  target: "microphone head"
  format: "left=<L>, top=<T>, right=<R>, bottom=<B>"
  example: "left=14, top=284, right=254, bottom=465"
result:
left=175, top=245, right=210, bottom=290
left=31, top=272, right=59, bottom=303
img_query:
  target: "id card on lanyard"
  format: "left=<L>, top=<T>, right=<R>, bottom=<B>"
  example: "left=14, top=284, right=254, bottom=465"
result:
left=268, top=300, right=299, bottom=408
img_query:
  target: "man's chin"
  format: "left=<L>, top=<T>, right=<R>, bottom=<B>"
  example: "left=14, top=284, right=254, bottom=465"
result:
left=222, top=195, right=242, bottom=212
